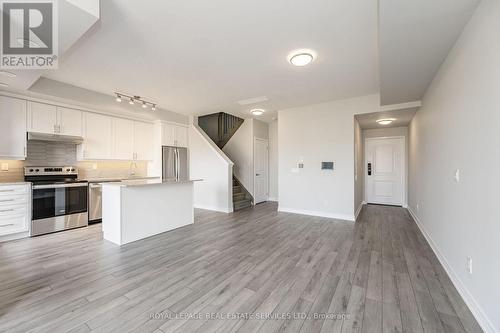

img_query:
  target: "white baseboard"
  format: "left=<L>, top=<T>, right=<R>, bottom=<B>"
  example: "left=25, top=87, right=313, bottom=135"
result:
left=355, top=202, right=365, bottom=221
left=194, top=205, right=233, bottom=213
left=267, top=197, right=278, bottom=202
left=278, top=206, right=354, bottom=222
left=0, top=231, right=29, bottom=243
left=407, top=207, right=497, bottom=333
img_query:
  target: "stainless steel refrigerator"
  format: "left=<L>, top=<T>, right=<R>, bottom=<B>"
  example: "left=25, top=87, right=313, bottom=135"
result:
left=162, top=146, right=188, bottom=181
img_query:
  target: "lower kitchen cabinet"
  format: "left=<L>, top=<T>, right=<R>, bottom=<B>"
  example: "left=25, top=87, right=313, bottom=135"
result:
left=0, top=183, right=31, bottom=241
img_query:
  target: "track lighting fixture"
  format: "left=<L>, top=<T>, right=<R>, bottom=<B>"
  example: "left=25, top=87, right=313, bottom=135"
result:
left=114, top=92, right=157, bottom=111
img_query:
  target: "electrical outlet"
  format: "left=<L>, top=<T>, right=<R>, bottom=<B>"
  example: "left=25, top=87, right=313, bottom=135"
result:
left=416, top=203, right=420, bottom=212
left=1, top=163, right=8, bottom=171
left=454, top=169, right=460, bottom=182
left=92, top=163, right=98, bottom=170
left=466, top=256, right=472, bottom=274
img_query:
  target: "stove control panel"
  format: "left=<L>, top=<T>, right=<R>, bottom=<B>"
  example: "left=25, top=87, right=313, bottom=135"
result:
left=24, top=166, right=78, bottom=176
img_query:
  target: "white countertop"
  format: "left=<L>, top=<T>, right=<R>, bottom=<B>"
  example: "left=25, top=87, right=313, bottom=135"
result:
left=102, top=178, right=202, bottom=187
left=86, top=176, right=161, bottom=183
left=0, top=182, right=31, bottom=186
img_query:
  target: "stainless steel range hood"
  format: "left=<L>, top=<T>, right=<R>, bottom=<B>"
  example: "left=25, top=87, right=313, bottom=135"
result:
left=27, top=132, right=84, bottom=144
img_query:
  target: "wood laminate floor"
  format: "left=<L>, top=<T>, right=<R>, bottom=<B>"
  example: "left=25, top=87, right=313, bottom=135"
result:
left=0, top=203, right=482, bottom=333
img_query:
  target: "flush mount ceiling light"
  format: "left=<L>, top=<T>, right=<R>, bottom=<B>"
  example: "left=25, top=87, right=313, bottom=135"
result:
left=251, top=108, right=265, bottom=116
left=376, top=118, right=396, bottom=125
left=115, top=92, right=157, bottom=111
left=288, top=50, right=316, bottom=67
left=0, top=71, right=16, bottom=78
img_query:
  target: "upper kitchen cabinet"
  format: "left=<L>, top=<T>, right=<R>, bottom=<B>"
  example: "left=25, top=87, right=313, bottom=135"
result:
left=162, top=122, right=188, bottom=148
left=113, top=118, right=134, bottom=160
left=79, top=112, right=113, bottom=160
left=0, top=96, right=27, bottom=160
left=57, top=107, right=83, bottom=136
left=27, top=102, right=57, bottom=134
left=27, top=102, right=82, bottom=136
left=133, top=121, right=154, bottom=161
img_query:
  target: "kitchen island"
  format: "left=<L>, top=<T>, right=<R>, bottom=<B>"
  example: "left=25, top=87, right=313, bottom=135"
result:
left=101, top=179, right=201, bottom=245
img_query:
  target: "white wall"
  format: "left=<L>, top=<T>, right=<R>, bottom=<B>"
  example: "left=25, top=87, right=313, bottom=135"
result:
left=278, top=94, right=379, bottom=221
left=222, top=119, right=254, bottom=195
left=408, top=1, right=500, bottom=331
left=363, top=126, right=408, bottom=207
left=268, top=119, right=279, bottom=201
left=189, top=125, right=233, bottom=212
left=354, top=118, right=363, bottom=218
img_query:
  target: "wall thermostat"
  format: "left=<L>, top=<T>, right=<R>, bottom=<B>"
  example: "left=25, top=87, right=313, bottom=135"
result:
left=322, top=162, right=334, bottom=170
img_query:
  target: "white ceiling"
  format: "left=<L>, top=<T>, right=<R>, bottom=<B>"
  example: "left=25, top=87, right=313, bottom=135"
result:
left=41, top=0, right=379, bottom=122
left=356, top=108, right=418, bottom=130
left=379, top=0, right=481, bottom=105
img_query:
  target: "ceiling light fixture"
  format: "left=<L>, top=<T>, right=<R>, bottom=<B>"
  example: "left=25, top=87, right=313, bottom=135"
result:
left=289, top=51, right=315, bottom=67
left=0, top=71, right=16, bottom=78
left=376, top=118, right=396, bottom=125
left=251, top=108, right=265, bottom=116
left=115, top=92, right=157, bottom=111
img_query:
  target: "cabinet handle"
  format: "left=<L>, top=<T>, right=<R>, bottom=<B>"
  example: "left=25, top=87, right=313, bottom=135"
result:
left=0, top=190, right=14, bottom=193
left=0, top=199, right=14, bottom=203
left=0, top=223, right=15, bottom=227
left=0, top=209, right=14, bottom=213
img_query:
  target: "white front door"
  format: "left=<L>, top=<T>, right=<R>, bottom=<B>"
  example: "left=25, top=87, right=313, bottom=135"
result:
left=254, top=138, right=269, bottom=204
left=365, top=137, right=404, bottom=206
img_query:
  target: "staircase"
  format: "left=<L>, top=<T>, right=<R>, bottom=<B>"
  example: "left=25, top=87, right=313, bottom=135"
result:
left=233, top=176, right=252, bottom=211
left=198, top=112, right=244, bottom=149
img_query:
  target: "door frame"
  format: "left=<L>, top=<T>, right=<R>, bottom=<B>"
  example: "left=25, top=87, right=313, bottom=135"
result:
left=364, top=136, right=406, bottom=207
left=253, top=137, right=269, bottom=204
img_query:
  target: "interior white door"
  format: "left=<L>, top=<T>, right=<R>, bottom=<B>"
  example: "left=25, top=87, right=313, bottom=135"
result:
left=365, top=137, right=404, bottom=206
left=254, top=138, right=269, bottom=204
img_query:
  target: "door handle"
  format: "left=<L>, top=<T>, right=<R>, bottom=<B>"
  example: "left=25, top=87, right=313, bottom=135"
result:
left=367, top=163, right=372, bottom=176
left=256, top=173, right=261, bottom=176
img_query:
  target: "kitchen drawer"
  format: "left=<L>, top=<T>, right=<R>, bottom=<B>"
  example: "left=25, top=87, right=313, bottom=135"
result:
left=0, top=185, right=29, bottom=196
left=0, top=215, right=28, bottom=235
left=0, top=194, right=28, bottom=206
left=0, top=204, right=27, bottom=219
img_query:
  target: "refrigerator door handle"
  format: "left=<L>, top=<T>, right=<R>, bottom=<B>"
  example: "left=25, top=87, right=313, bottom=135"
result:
left=175, top=148, right=180, bottom=180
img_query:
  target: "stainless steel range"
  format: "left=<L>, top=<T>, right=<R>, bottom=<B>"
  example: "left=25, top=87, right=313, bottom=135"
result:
left=25, top=166, right=88, bottom=236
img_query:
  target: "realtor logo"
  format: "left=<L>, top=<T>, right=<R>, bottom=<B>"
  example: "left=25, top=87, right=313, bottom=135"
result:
left=1, top=0, right=58, bottom=69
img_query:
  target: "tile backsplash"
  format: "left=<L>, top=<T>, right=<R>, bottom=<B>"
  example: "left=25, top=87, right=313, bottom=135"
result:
left=0, top=141, right=149, bottom=183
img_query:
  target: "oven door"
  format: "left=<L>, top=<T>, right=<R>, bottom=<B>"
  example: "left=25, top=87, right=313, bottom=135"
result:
left=32, top=183, right=88, bottom=220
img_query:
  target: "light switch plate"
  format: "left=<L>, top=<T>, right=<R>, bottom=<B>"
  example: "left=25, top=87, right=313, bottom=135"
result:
left=1, top=163, right=8, bottom=171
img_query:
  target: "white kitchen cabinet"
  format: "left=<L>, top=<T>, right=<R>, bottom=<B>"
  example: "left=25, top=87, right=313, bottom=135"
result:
left=162, top=122, right=188, bottom=148
left=57, top=107, right=82, bottom=136
left=27, top=102, right=57, bottom=134
left=133, top=121, right=154, bottom=161
left=0, top=96, right=27, bottom=160
left=27, top=102, right=82, bottom=136
left=0, top=183, right=30, bottom=241
left=113, top=118, right=134, bottom=160
left=175, top=125, right=188, bottom=147
left=80, top=113, right=113, bottom=160
left=163, top=123, right=176, bottom=146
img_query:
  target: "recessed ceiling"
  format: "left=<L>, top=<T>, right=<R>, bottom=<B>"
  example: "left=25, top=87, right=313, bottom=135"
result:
left=379, top=0, right=481, bottom=105
left=41, top=0, right=379, bottom=122
left=356, top=108, right=418, bottom=129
